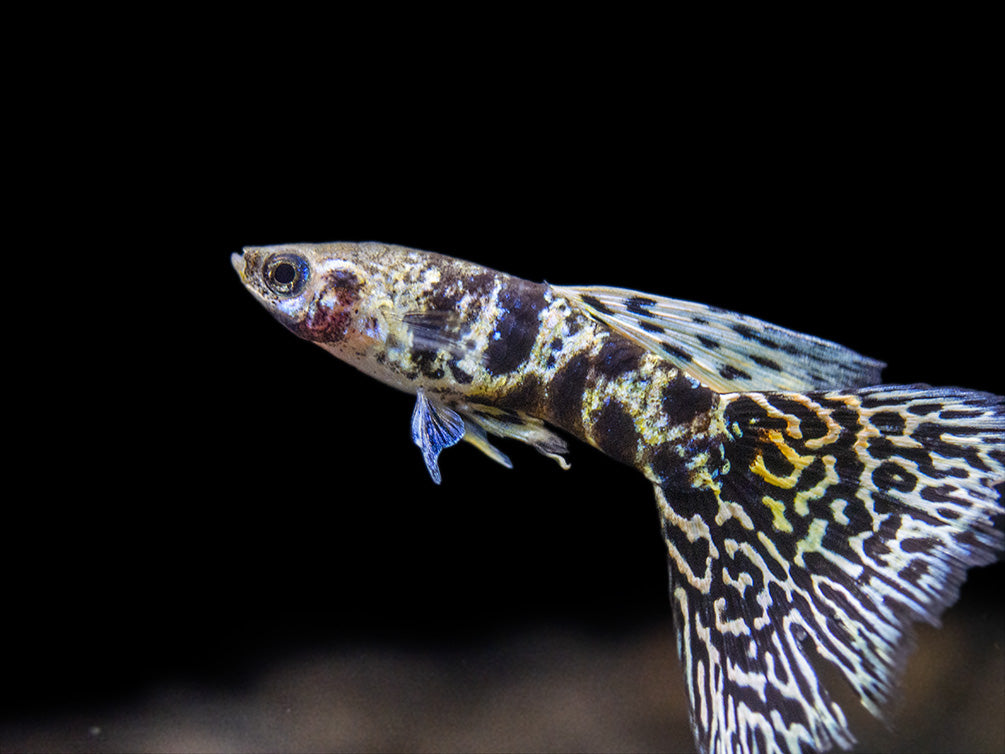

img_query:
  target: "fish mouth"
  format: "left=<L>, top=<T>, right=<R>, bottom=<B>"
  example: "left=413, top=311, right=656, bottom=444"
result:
left=230, top=251, right=245, bottom=277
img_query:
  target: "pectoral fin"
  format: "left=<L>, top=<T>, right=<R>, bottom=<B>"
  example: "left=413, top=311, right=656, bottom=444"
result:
left=411, top=389, right=466, bottom=484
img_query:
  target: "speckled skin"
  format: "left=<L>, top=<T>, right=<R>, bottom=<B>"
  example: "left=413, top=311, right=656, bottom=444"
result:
left=234, top=241, right=728, bottom=490
left=233, top=242, right=1005, bottom=754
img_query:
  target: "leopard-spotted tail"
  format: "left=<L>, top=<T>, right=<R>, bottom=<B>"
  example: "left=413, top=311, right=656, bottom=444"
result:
left=661, top=385, right=1004, bottom=754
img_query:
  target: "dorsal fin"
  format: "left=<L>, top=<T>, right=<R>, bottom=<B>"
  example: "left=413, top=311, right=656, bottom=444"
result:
left=553, top=285, right=885, bottom=393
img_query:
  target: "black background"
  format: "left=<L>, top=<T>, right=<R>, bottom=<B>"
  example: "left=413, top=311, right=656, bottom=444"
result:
left=4, top=25, right=1001, bottom=750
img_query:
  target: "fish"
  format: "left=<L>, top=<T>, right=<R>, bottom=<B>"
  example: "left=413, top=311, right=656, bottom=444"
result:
left=231, top=241, right=1004, bottom=754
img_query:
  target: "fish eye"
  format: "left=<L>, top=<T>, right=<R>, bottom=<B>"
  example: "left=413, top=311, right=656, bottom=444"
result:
left=264, top=254, right=310, bottom=296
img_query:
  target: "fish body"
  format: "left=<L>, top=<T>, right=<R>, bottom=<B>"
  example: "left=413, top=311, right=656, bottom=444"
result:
left=233, top=242, right=1004, bottom=754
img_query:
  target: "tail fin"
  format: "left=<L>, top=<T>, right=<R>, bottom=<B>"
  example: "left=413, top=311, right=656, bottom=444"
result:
left=657, top=385, right=1005, bottom=754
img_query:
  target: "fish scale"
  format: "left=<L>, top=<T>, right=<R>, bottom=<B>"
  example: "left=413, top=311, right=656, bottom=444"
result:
left=233, top=241, right=1004, bottom=754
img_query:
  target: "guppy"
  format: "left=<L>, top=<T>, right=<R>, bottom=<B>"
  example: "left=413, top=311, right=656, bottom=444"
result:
left=232, top=242, right=1004, bottom=754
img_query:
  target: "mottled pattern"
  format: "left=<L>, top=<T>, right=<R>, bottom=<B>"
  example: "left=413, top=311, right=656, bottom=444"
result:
left=660, top=387, right=1005, bottom=754
left=233, top=242, right=1005, bottom=754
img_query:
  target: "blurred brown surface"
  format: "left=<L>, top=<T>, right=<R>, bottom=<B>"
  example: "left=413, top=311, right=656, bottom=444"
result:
left=2, top=609, right=1001, bottom=754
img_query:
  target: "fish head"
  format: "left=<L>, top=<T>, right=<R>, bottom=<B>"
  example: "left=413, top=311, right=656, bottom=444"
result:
left=233, top=241, right=488, bottom=392
left=232, top=243, right=382, bottom=354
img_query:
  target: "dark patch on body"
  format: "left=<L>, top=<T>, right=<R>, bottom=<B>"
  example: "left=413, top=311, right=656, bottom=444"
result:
left=428, top=269, right=497, bottom=314
left=484, top=279, right=548, bottom=375
left=662, top=372, right=718, bottom=427
left=405, top=270, right=499, bottom=364
left=447, top=358, right=473, bottom=384
left=412, top=348, right=445, bottom=380
left=649, top=424, right=726, bottom=491
left=563, top=311, right=583, bottom=337
left=545, top=336, right=563, bottom=368
left=595, top=337, right=645, bottom=379
left=547, top=353, right=591, bottom=435
left=649, top=443, right=693, bottom=487
left=495, top=374, right=544, bottom=414
left=591, top=399, right=639, bottom=466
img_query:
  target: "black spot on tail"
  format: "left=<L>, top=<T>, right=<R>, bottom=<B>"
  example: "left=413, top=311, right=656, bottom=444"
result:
left=871, top=411, right=906, bottom=435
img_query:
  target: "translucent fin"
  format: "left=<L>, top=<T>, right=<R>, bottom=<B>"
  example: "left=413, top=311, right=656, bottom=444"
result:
left=553, top=285, right=885, bottom=392
left=460, top=418, right=514, bottom=469
left=659, top=385, right=1005, bottom=754
left=461, top=404, right=572, bottom=470
left=410, top=388, right=466, bottom=484
left=401, top=310, right=482, bottom=364
left=411, top=393, right=570, bottom=481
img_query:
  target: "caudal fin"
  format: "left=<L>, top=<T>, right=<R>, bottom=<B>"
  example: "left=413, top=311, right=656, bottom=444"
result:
left=657, top=385, right=1005, bottom=754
